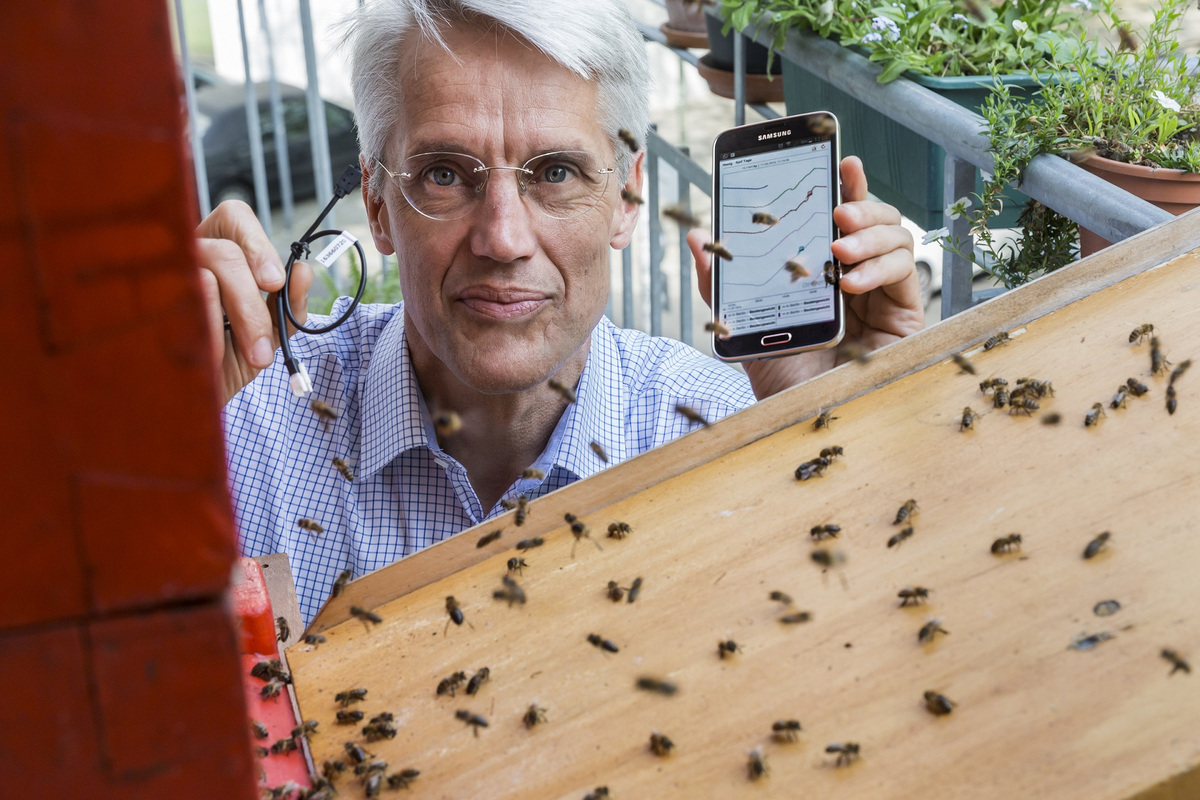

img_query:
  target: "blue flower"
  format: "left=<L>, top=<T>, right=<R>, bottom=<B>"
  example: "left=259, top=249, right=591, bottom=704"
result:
left=861, top=31, right=884, bottom=43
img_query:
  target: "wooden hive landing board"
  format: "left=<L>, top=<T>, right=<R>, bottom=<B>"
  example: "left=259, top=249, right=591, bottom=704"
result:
left=288, top=243, right=1200, bottom=799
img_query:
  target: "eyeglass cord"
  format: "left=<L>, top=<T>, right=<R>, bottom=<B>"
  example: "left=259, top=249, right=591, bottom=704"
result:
left=276, top=163, right=368, bottom=397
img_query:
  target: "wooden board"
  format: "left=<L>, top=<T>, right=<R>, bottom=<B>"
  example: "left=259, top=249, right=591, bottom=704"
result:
left=287, top=214, right=1200, bottom=800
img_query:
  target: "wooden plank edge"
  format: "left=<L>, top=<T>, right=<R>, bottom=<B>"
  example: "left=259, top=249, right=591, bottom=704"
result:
left=301, top=207, right=1200, bottom=636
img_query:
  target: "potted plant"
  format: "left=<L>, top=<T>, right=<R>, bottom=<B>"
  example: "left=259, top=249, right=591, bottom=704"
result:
left=718, top=0, right=1094, bottom=228
left=700, top=7, right=786, bottom=103
left=662, top=0, right=712, bottom=49
left=934, top=0, right=1200, bottom=288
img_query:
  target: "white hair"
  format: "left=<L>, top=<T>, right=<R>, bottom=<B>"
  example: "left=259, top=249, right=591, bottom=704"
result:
left=341, top=0, right=652, bottom=198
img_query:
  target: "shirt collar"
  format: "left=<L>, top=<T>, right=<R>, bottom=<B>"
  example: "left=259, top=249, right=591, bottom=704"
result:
left=359, top=305, right=429, bottom=478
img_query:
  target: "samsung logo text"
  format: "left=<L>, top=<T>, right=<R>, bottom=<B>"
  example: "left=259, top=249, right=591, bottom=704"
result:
left=758, top=130, right=791, bottom=140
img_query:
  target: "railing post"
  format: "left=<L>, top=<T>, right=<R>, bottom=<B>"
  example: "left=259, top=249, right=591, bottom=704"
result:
left=174, top=0, right=210, bottom=219
left=733, top=31, right=746, bottom=127
left=258, top=0, right=293, bottom=230
left=648, top=145, right=663, bottom=337
left=235, top=0, right=272, bottom=235
left=622, top=247, right=634, bottom=330
left=677, top=147, right=693, bottom=346
left=941, top=153, right=975, bottom=319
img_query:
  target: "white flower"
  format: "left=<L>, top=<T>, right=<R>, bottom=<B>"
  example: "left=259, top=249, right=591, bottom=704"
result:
left=951, top=12, right=968, bottom=22
left=1153, top=90, right=1182, bottom=112
left=945, top=196, right=973, bottom=220
left=861, top=31, right=884, bottom=43
left=922, top=227, right=950, bottom=245
left=817, top=0, right=834, bottom=25
left=930, top=22, right=943, bottom=35
left=1070, top=0, right=1093, bottom=10
left=1012, top=19, right=1028, bottom=33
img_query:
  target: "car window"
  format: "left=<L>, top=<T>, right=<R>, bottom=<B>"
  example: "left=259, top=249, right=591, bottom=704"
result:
left=326, top=104, right=354, bottom=135
left=284, top=100, right=310, bottom=138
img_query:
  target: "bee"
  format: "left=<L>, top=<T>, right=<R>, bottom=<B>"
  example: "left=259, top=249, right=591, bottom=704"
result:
left=493, top=575, right=527, bottom=606
left=1150, top=337, right=1171, bottom=374
left=1116, top=22, right=1138, bottom=51
left=918, top=618, right=949, bottom=644
left=606, top=580, right=625, bottom=602
left=344, top=742, right=368, bottom=764
left=887, top=526, right=914, bottom=548
left=310, top=400, right=339, bottom=427
left=820, top=445, right=844, bottom=460
left=1129, top=323, right=1154, bottom=344
left=772, top=720, right=803, bottom=742
left=502, top=495, right=531, bottom=526
left=566, top=514, right=602, bottom=556
left=705, top=320, right=732, bottom=338
left=952, top=353, right=977, bottom=375
left=363, top=720, right=398, bottom=742
left=583, top=787, right=610, bottom=800
left=523, top=704, right=549, bottom=728
left=350, top=606, right=382, bottom=626
left=1167, top=384, right=1178, bottom=415
left=466, top=667, right=490, bottom=696
left=275, top=615, right=290, bottom=642
left=270, top=738, right=297, bottom=755
left=769, top=590, right=793, bottom=605
left=1170, top=359, right=1191, bottom=385
left=1084, top=402, right=1106, bottom=427
left=522, top=467, right=545, bottom=480
left=331, top=568, right=352, bottom=597
left=650, top=731, right=675, bottom=756
left=1126, top=377, right=1149, bottom=396
left=620, top=189, right=644, bottom=205
left=548, top=378, right=577, bottom=403
left=323, top=759, right=349, bottom=780
left=960, top=406, right=976, bottom=431
left=336, top=709, right=364, bottom=724
left=251, top=719, right=270, bottom=740
left=1016, top=377, right=1055, bottom=398
left=297, top=518, right=324, bottom=536
left=785, top=258, right=810, bottom=280
left=454, top=709, right=489, bottom=736
left=303, top=633, right=325, bottom=646
left=991, top=533, right=1022, bottom=554
left=331, top=457, right=354, bottom=481
left=752, top=211, right=779, bottom=226
left=838, top=342, right=871, bottom=364
left=515, top=536, right=544, bottom=550
left=291, top=719, right=318, bottom=740
left=662, top=204, right=701, bottom=229
left=260, top=679, right=285, bottom=701
left=1042, top=412, right=1062, bottom=425
left=1162, top=649, right=1191, bottom=676
left=1111, top=385, right=1129, bottom=409
left=265, top=782, right=306, bottom=799
left=813, top=408, right=838, bottom=430
left=897, top=586, right=931, bottom=606
left=370, top=712, right=394, bottom=724
left=824, top=260, right=838, bottom=287
left=364, top=772, right=383, bottom=798
left=254, top=745, right=269, bottom=759
left=810, top=523, right=841, bottom=540
left=436, top=671, right=467, bottom=697
left=590, top=441, right=609, bottom=463
left=1083, top=531, right=1111, bottom=559
left=387, top=769, right=421, bottom=791
left=433, top=410, right=462, bottom=437
left=894, top=499, right=917, bottom=525
left=624, top=576, right=643, bottom=604
left=779, top=611, right=813, bottom=624
left=617, top=128, right=640, bottom=152
left=718, top=639, right=741, bottom=659
left=702, top=240, right=734, bottom=261
left=1093, top=599, right=1121, bottom=617
left=794, top=457, right=830, bottom=481
left=635, top=676, right=678, bottom=696
left=476, top=530, right=502, bottom=548
left=446, top=595, right=464, bottom=627
left=607, top=521, right=632, bottom=539
left=923, top=691, right=955, bottom=716
left=810, top=548, right=845, bottom=569
left=979, top=377, right=1008, bottom=394
left=747, top=748, right=769, bottom=781
left=1009, top=395, right=1039, bottom=415
left=982, top=331, right=1010, bottom=350
left=826, top=742, right=860, bottom=767
left=335, top=687, right=368, bottom=706
left=507, top=557, right=528, bottom=574
left=588, top=633, right=619, bottom=653
left=250, top=659, right=288, bottom=682
left=1069, top=631, right=1114, bottom=650
left=992, top=387, right=1009, bottom=409
left=675, top=404, right=710, bottom=427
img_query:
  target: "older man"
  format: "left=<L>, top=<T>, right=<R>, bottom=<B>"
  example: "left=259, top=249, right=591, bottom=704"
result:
left=200, top=0, right=922, bottom=621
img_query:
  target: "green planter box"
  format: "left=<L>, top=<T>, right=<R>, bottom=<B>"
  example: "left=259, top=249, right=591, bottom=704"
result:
left=782, top=57, right=1037, bottom=230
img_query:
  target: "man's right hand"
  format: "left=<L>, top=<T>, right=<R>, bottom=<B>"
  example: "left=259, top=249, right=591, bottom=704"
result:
left=195, top=200, right=313, bottom=405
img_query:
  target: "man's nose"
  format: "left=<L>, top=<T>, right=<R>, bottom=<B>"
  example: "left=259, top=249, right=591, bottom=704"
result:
left=468, top=169, right=539, bottom=263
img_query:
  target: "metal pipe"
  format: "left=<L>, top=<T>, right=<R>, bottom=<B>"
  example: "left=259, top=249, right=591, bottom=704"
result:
left=677, top=149, right=693, bottom=345
left=235, top=0, right=271, bottom=235
left=174, top=0, right=210, bottom=218
left=258, top=0, right=294, bottom=229
left=622, top=246, right=634, bottom=329
left=733, top=31, right=745, bottom=127
left=298, top=0, right=334, bottom=234
left=941, top=154, right=976, bottom=319
left=648, top=145, right=663, bottom=337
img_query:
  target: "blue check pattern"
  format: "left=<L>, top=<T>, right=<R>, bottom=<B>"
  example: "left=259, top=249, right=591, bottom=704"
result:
left=225, top=298, right=755, bottom=623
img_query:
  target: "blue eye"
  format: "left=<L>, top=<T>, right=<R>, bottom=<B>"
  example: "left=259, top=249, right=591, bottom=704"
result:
left=429, top=167, right=458, bottom=186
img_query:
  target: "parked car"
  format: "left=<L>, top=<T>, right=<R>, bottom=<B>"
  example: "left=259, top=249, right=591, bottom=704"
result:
left=194, top=81, right=360, bottom=207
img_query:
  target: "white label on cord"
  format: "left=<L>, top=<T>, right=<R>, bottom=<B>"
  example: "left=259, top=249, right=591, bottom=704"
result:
left=315, top=232, right=357, bottom=267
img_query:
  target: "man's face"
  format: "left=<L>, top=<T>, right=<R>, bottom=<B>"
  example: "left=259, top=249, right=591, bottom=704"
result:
left=364, top=24, right=643, bottom=395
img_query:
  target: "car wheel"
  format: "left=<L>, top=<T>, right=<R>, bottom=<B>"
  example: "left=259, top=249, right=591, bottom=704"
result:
left=213, top=182, right=255, bottom=207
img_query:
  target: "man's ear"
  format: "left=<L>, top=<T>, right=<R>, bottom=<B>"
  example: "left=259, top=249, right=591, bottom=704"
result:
left=609, top=149, right=645, bottom=250
left=361, top=153, right=396, bottom=256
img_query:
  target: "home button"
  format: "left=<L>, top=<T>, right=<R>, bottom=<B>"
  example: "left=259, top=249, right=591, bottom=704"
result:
left=761, top=332, right=792, bottom=347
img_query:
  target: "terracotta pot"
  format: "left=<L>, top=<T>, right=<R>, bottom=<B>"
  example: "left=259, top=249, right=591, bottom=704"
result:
left=661, top=0, right=709, bottom=49
left=1077, top=154, right=1200, bottom=256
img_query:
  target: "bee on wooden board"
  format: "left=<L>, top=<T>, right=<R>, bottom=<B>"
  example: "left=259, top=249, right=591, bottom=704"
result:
left=705, top=320, right=731, bottom=338
left=566, top=513, right=603, bottom=555
left=310, top=400, right=339, bottom=427
left=752, top=211, right=779, bottom=226
left=251, top=720, right=269, bottom=740
left=627, top=576, right=644, bottom=604
left=747, top=749, right=768, bottom=781
left=918, top=618, right=949, bottom=644
left=1170, top=359, right=1191, bottom=385
left=650, top=731, right=675, bottom=756
left=1111, top=384, right=1130, bottom=410
left=772, top=720, right=803, bottom=742
left=1093, top=599, right=1121, bottom=617
left=362, top=721, right=397, bottom=742
left=826, top=742, right=860, bottom=767
left=960, top=406, right=976, bottom=431
left=924, top=691, right=955, bottom=716
left=785, top=258, right=810, bottom=280
left=606, top=581, right=625, bottom=602
left=813, top=408, right=838, bottom=430
left=1017, top=377, right=1055, bottom=398
left=1041, top=412, right=1062, bottom=425
left=323, top=759, right=349, bottom=779
left=363, top=772, right=383, bottom=798
left=820, top=445, right=844, bottom=460
left=703, top=240, right=734, bottom=261
left=507, top=557, right=528, bottom=574
left=331, top=457, right=354, bottom=481
left=548, top=378, right=577, bottom=403
left=718, top=639, right=741, bottom=659
left=1162, top=649, right=1191, bottom=676
left=887, top=526, right=914, bottom=549
left=515, top=536, right=544, bottom=551
left=620, top=189, right=644, bottom=205
left=370, top=712, right=395, bottom=724
left=1084, top=402, right=1106, bottom=427
left=445, top=595, right=464, bottom=628
left=350, top=606, right=382, bottom=626
left=769, top=590, right=793, bottom=605
left=336, top=709, right=364, bottom=724
left=275, top=616, right=290, bottom=642
left=617, top=128, right=640, bottom=152
left=476, top=530, right=502, bottom=548
left=583, top=787, right=610, bottom=800
left=811, top=548, right=845, bottom=569
left=437, top=671, right=467, bottom=697
left=434, top=410, right=462, bottom=437
left=344, top=742, right=369, bottom=764
left=662, top=204, right=701, bottom=229
left=982, top=331, right=1010, bottom=350
left=810, top=523, right=841, bottom=540
left=979, top=377, right=1008, bottom=394
left=466, top=667, right=490, bottom=696
left=331, top=568, right=352, bottom=598
left=636, top=676, right=678, bottom=696
left=590, top=441, right=609, bottom=463
left=523, top=704, right=549, bottom=728
left=250, top=659, right=288, bottom=682
left=1130, top=323, right=1154, bottom=344
left=493, top=575, right=527, bottom=606
left=455, top=709, right=489, bottom=736
left=607, top=521, right=632, bottom=539
left=303, top=633, right=325, bottom=646
left=952, top=352, right=977, bottom=375
left=335, top=687, right=368, bottom=707
left=795, top=457, right=829, bottom=481
left=991, top=533, right=1022, bottom=554
left=1069, top=631, right=1114, bottom=650
left=291, top=719, right=318, bottom=740
left=588, top=633, right=619, bottom=653
left=296, top=518, right=324, bottom=536
left=894, top=499, right=918, bottom=525
left=897, top=586, right=931, bottom=606
left=1009, top=395, right=1038, bottom=415
left=387, top=769, right=421, bottom=791
left=1150, top=337, right=1171, bottom=374
left=780, top=611, right=813, bottom=624
left=1167, top=384, right=1178, bottom=415
left=992, top=386, right=1009, bottom=409
left=1125, top=376, right=1150, bottom=396
left=1083, top=531, right=1111, bottom=559
left=675, top=403, right=710, bottom=427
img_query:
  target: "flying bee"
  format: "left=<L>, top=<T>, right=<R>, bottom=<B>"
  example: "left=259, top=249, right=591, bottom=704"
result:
left=887, top=527, right=913, bottom=548
left=331, top=457, right=354, bottom=481
left=583, top=787, right=610, bottom=800
left=960, top=406, right=976, bottom=431
left=952, top=352, right=977, bottom=375
left=617, top=128, right=640, bottom=152
left=772, top=720, right=803, bottom=742
left=588, top=633, right=619, bottom=653
left=769, top=590, right=793, bottom=605
left=606, top=581, right=625, bottom=602
left=718, top=639, right=741, bottom=659
left=568, top=515, right=602, bottom=556
left=436, top=671, right=467, bottom=697
left=1167, top=384, right=1178, bottom=415
left=923, top=691, right=955, bottom=716
left=824, top=260, right=838, bottom=287
left=627, top=576, right=644, bottom=603
left=493, top=575, right=527, bottom=606
left=507, top=557, right=527, bottom=574
left=979, top=377, right=1008, bottom=394
left=747, top=748, right=769, bottom=781
left=838, top=341, right=871, bottom=364
left=897, top=586, right=931, bottom=606
left=1042, top=412, right=1062, bottom=425
left=1162, top=649, right=1191, bottom=676
left=820, top=445, right=844, bottom=460
left=522, top=467, right=545, bottom=480
left=350, top=606, right=382, bottom=626
left=992, top=387, right=1009, bottom=409
left=310, top=400, right=339, bottom=427
left=251, top=720, right=270, bottom=740
left=336, top=709, right=364, bottom=724
left=433, top=410, right=463, bottom=437
left=810, top=523, right=841, bottom=540
left=703, top=240, right=734, bottom=261
left=445, top=595, right=464, bottom=627
left=785, top=258, right=810, bottom=280
left=779, top=611, right=813, bottom=624
left=335, top=687, right=368, bottom=706
left=810, top=548, right=845, bottom=569
left=1150, top=337, right=1171, bottom=374
left=1126, top=377, right=1149, bottom=396
left=813, top=408, right=839, bottom=430
left=991, top=533, right=1022, bottom=554
left=1084, top=402, right=1106, bottom=427
left=1009, top=396, right=1038, bottom=415
left=607, top=521, right=632, bottom=539
left=297, top=518, right=324, bottom=536
left=650, top=732, right=675, bottom=756
left=523, top=704, right=548, bottom=728
left=515, top=536, right=544, bottom=550
left=826, top=742, right=860, bottom=767
left=1111, top=385, right=1130, bottom=409
left=590, top=441, right=609, bottom=462
left=1083, top=531, right=1111, bottom=559
left=1116, top=22, right=1138, bottom=51
left=276, top=615, right=290, bottom=642
left=705, top=320, right=732, bottom=338
left=291, top=719, right=319, bottom=740
left=455, top=709, right=489, bottom=737
left=635, top=676, right=678, bottom=696
left=1129, top=323, right=1154, bottom=344
left=466, top=667, right=490, bottom=696
left=548, top=378, right=577, bottom=404
left=982, top=331, right=1010, bottom=350
left=620, top=189, right=644, bottom=205
left=331, top=568, right=352, bottom=598
left=261, top=679, right=285, bottom=701
left=675, top=404, right=710, bottom=427
left=476, top=530, right=502, bottom=548
left=751, top=211, right=779, bottom=226
left=1170, top=359, right=1191, bottom=385
left=387, top=770, right=421, bottom=791
left=662, top=204, right=701, bottom=229
left=918, top=618, right=949, bottom=644
left=502, top=495, right=531, bottom=526
left=894, top=499, right=917, bottom=524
